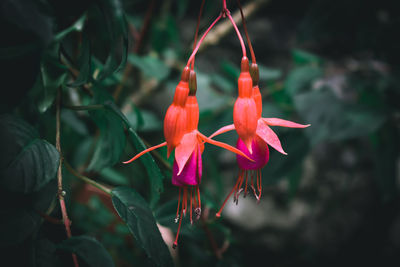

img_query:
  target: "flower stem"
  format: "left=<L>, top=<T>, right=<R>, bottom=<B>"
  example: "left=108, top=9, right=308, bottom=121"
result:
left=186, top=13, right=223, bottom=68
left=56, top=89, right=80, bottom=267
left=226, top=9, right=247, bottom=58
left=191, top=0, right=206, bottom=70
left=63, top=160, right=112, bottom=195
left=236, top=0, right=256, bottom=63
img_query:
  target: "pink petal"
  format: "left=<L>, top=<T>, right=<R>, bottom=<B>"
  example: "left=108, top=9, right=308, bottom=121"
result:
left=256, top=120, right=287, bottom=155
left=172, top=148, right=200, bottom=186
left=175, top=131, right=197, bottom=175
left=263, top=118, right=310, bottom=128
left=236, top=137, right=269, bottom=170
left=208, top=124, right=235, bottom=139
left=196, top=144, right=202, bottom=184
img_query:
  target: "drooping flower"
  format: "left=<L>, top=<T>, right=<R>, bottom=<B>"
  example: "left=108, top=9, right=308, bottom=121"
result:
left=123, top=69, right=253, bottom=248
left=233, top=57, right=258, bottom=152
left=211, top=63, right=310, bottom=217
left=164, top=66, right=191, bottom=157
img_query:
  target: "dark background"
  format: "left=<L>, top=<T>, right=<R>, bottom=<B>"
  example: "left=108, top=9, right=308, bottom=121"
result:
left=1, top=0, right=399, bottom=266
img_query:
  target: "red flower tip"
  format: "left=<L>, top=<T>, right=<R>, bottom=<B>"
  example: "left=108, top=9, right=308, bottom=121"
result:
left=233, top=58, right=258, bottom=153
left=163, top=71, right=190, bottom=156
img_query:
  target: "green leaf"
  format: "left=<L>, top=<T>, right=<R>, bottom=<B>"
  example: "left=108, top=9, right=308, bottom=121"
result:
left=294, top=89, right=387, bottom=144
left=53, top=14, right=87, bottom=42
left=68, top=36, right=91, bottom=87
left=38, top=61, right=68, bottom=113
left=95, top=0, right=129, bottom=80
left=111, top=187, right=174, bottom=267
left=0, top=115, right=60, bottom=193
left=292, top=49, right=323, bottom=65
left=221, top=61, right=240, bottom=82
left=100, top=167, right=129, bottom=186
left=99, top=101, right=164, bottom=207
left=210, top=73, right=235, bottom=93
left=58, top=236, right=115, bottom=267
left=128, top=54, right=170, bottom=80
left=127, top=128, right=164, bottom=207
left=284, top=65, right=323, bottom=96
left=258, top=64, right=282, bottom=81
left=87, top=90, right=126, bottom=171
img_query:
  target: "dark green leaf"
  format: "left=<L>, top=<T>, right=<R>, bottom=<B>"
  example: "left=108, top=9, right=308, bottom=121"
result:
left=294, top=89, right=387, bottom=144
left=284, top=65, right=323, bottom=96
left=68, top=36, right=91, bottom=87
left=95, top=0, right=129, bottom=80
left=96, top=101, right=164, bottom=206
left=292, top=49, right=323, bottom=65
left=221, top=61, right=240, bottom=82
left=58, top=236, right=115, bottom=267
left=100, top=167, right=129, bottom=186
left=210, top=73, right=235, bottom=93
left=53, top=14, right=86, bottom=42
left=87, top=90, right=126, bottom=171
left=258, top=64, right=282, bottom=81
left=38, top=60, right=68, bottom=113
left=128, top=54, right=170, bottom=80
left=127, top=128, right=164, bottom=207
left=0, top=115, right=59, bottom=193
left=111, top=187, right=174, bottom=267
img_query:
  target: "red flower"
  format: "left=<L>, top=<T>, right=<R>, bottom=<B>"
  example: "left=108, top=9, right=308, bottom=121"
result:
left=123, top=69, right=253, bottom=248
left=211, top=63, right=310, bottom=217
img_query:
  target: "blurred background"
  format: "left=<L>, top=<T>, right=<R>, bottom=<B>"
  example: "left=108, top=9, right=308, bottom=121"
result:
left=1, top=0, right=400, bottom=266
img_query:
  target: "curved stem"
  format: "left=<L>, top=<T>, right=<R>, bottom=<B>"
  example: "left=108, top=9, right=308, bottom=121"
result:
left=63, top=160, right=112, bottom=195
left=226, top=10, right=247, bottom=58
left=191, top=0, right=206, bottom=70
left=56, top=89, right=80, bottom=267
left=186, top=13, right=223, bottom=68
left=237, top=0, right=256, bottom=63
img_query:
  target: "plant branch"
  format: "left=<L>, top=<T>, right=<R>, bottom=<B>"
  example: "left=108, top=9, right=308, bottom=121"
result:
left=56, top=89, right=80, bottom=267
left=63, top=161, right=113, bottom=195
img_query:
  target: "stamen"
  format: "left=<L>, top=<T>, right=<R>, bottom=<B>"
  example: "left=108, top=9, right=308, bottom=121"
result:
left=190, top=187, right=193, bottom=224
left=194, top=186, right=201, bottom=220
left=217, top=170, right=243, bottom=218
left=197, top=186, right=201, bottom=209
left=175, top=187, right=181, bottom=223
left=244, top=170, right=249, bottom=197
left=257, top=170, right=262, bottom=202
left=182, top=186, right=187, bottom=217
left=234, top=170, right=245, bottom=203
left=173, top=206, right=184, bottom=249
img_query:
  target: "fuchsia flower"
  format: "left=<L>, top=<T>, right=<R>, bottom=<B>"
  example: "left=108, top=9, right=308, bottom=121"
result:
left=123, top=69, right=252, bottom=248
left=211, top=63, right=310, bottom=217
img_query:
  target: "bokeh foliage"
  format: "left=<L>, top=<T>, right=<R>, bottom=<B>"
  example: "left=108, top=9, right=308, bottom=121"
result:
left=1, top=0, right=399, bottom=266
